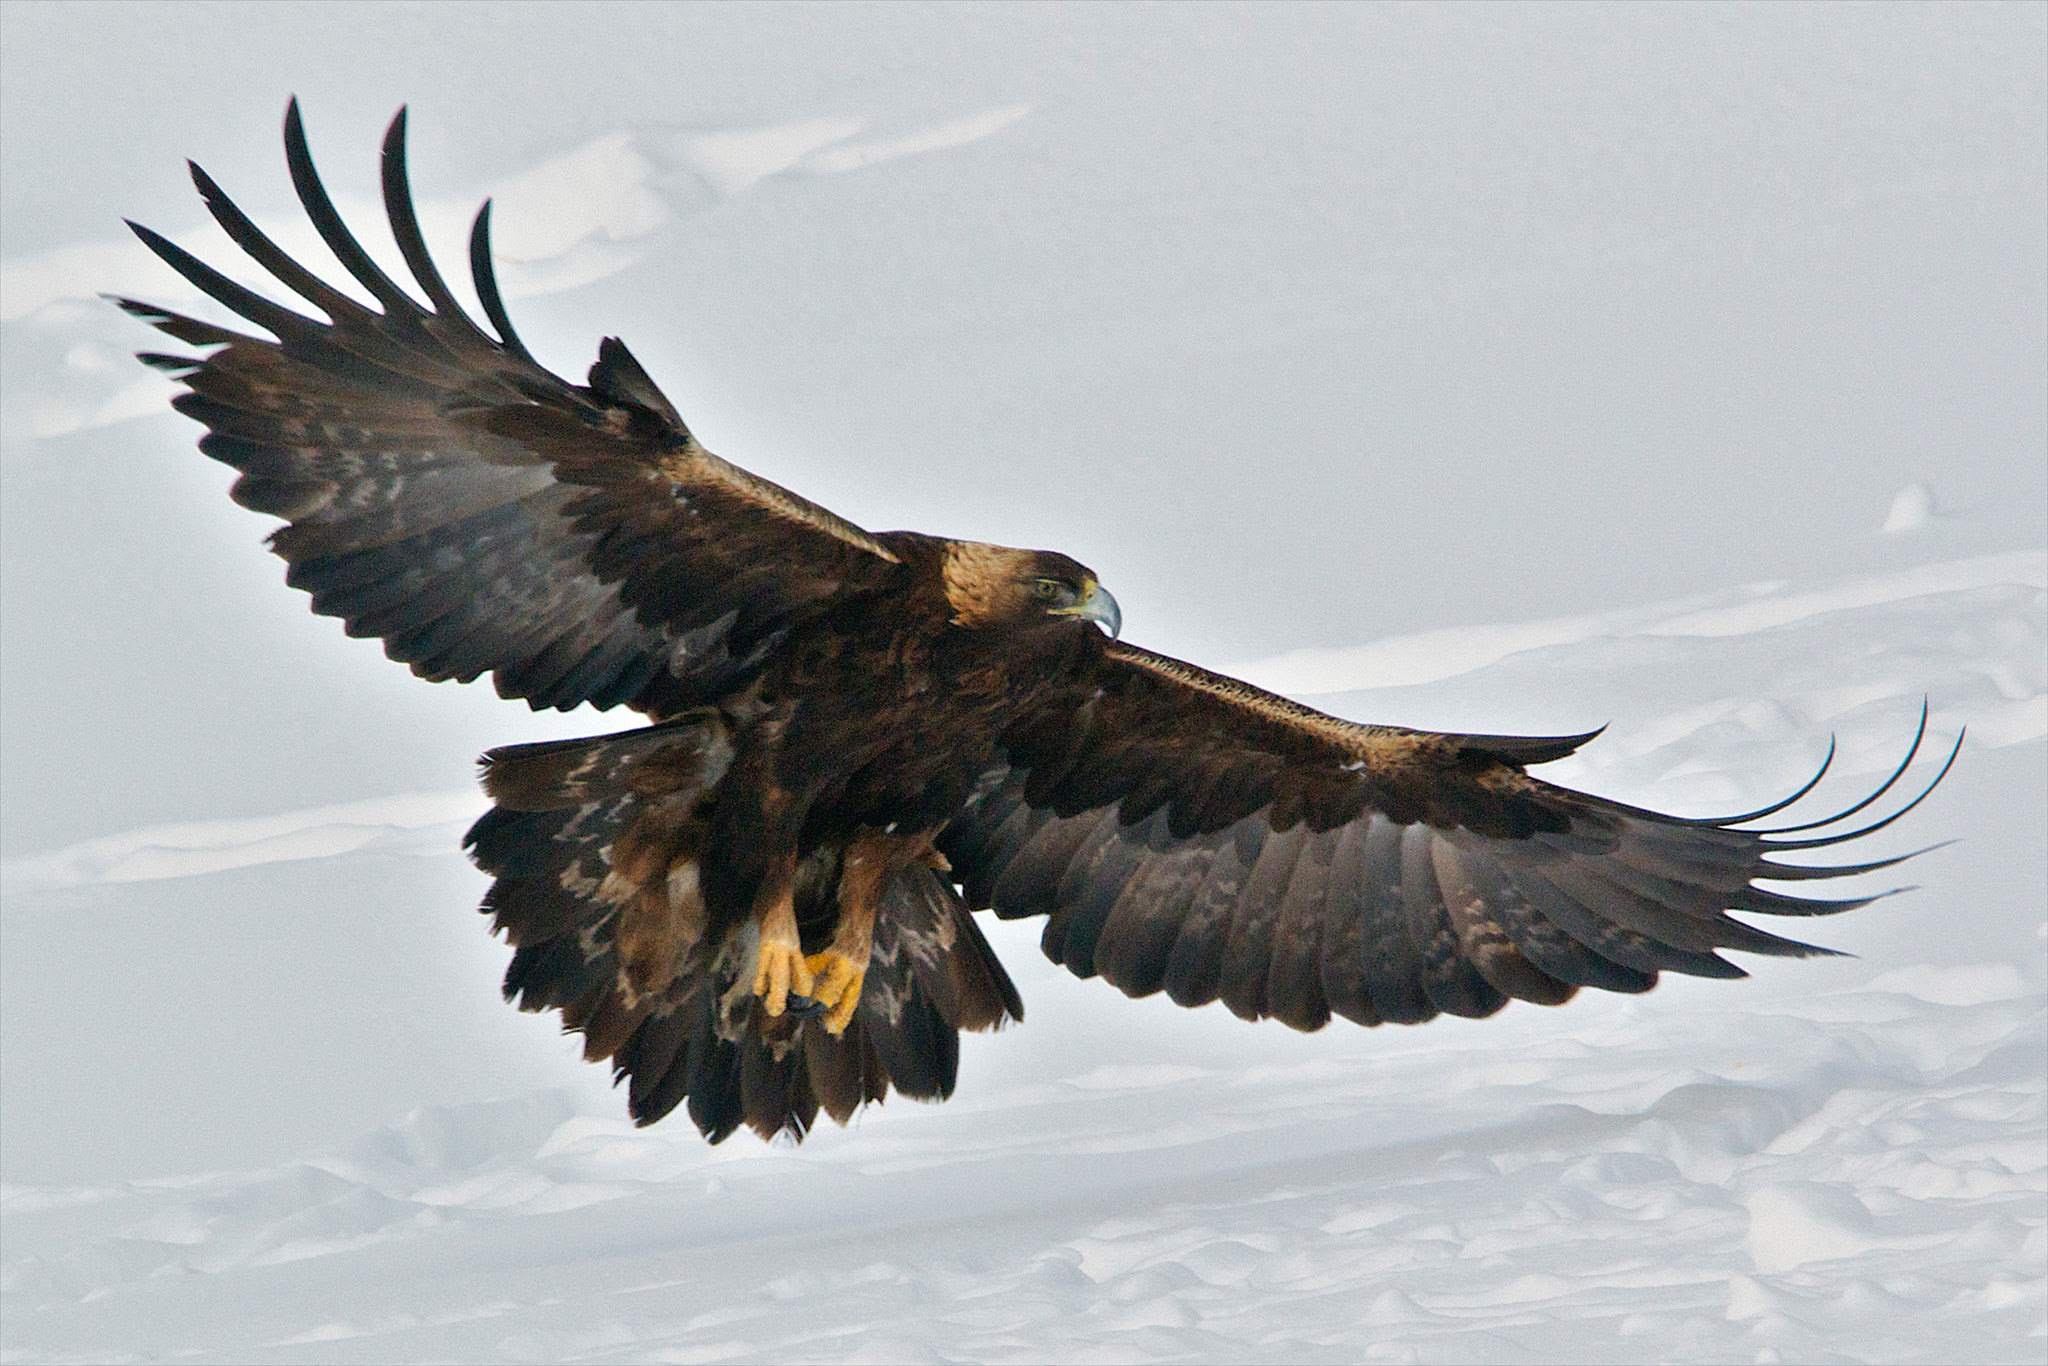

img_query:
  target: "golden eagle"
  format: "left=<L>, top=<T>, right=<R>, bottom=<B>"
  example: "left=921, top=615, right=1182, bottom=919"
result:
left=122, top=105, right=1954, bottom=1144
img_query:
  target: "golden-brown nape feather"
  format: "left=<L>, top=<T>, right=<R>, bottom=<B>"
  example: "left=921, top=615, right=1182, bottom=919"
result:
left=940, top=542, right=1039, bottom=627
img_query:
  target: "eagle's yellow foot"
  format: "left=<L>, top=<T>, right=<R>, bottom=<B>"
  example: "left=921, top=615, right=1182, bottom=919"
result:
left=802, top=951, right=866, bottom=1035
left=751, top=932, right=814, bottom=1018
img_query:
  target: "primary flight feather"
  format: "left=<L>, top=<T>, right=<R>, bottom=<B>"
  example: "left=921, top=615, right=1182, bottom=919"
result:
left=121, top=104, right=1955, bottom=1144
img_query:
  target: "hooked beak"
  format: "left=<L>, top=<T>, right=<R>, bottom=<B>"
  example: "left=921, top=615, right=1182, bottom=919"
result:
left=1053, top=578, right=1122, bottom=639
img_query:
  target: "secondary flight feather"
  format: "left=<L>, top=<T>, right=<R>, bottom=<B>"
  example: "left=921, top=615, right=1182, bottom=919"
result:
left=121, top=104, right=1956, bottom=1144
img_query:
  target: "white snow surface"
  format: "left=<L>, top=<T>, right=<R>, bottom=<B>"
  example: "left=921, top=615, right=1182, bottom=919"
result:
left=3, top=6, right=2044, bottom=1363
left=4, top=550, right=2043, bottom=1364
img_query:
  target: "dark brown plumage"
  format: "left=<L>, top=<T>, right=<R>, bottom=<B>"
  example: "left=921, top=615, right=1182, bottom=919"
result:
left=123, top=104, right=1956, bottom=1144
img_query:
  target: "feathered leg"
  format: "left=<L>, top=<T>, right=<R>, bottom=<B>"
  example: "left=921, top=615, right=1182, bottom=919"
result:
left=808, top=829, right=947, bottom=1034
left=749, top=845, right=814, bottom=1016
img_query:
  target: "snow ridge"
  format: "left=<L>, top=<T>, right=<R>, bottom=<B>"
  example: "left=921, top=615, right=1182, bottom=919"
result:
left=1, top=104, right=1033, bottom=441
left=1, top=791, right=483, bottom=895
left=1239, top=550, right=2045, bottom=700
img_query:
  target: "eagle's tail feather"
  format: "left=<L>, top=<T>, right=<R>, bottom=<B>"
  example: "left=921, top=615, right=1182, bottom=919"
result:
left=465, top=721, right=1017, bottom=1142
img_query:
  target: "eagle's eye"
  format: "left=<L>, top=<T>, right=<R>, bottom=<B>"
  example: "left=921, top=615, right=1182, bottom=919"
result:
left=1032, top=578, right=1073, bottom=606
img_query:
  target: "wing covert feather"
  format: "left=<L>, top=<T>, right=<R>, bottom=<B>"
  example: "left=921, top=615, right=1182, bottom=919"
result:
left=937, top=641, right=1949, bottom=1032
left=123, top=103, right=900, bottom=714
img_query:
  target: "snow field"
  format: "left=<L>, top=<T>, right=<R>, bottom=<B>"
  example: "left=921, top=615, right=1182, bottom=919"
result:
left=2, top=963, right=2039, bottom=1362
left=3, top=549, right=2042, bottom=1363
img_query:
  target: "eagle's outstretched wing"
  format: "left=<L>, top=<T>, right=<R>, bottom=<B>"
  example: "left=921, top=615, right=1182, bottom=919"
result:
left=942, top=642, right=1955, bottom=1030
left=117, top=102, right=901, bottom=714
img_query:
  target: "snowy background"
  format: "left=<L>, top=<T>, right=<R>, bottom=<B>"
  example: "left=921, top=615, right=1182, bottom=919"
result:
left=2, top=3, right=2042, bottom=1362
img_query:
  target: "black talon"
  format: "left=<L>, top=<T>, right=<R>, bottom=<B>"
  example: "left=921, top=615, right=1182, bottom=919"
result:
left=784, top=994, right=826, bottom=1020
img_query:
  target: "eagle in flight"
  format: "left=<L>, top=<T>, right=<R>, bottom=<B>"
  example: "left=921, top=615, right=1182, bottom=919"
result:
left=122, top=105, right=1953, bottom=1144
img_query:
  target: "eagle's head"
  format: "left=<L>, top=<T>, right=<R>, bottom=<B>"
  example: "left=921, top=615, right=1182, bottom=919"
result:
left=941, top=542, right=1121, bottom=639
